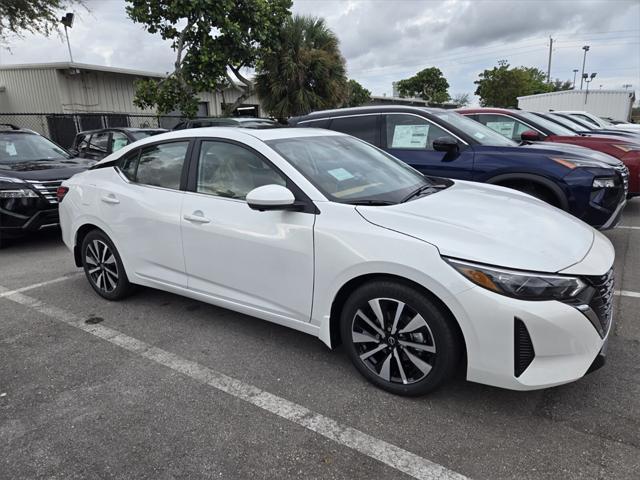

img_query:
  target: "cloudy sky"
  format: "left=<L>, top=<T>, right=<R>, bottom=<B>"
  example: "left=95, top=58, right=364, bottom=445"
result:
left=1, top=0, right=638, bottom=103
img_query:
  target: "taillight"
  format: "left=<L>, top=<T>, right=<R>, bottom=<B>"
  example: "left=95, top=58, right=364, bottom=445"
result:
left=56, top=186, right=69, bottom=202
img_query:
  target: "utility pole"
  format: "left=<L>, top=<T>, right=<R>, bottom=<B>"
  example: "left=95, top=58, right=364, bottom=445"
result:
left=572, top=69, right=579, bottom=89
left=580, top=45, right=590, bottom=90
left=547, top=37, right=553, bottom=83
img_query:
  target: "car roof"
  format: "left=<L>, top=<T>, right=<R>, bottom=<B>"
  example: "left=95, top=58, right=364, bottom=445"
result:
left=0, top=123, right=36, bottom=134
left=76, top=127, right=167, bottom=135
left=292, top=105, right=448, bottom=121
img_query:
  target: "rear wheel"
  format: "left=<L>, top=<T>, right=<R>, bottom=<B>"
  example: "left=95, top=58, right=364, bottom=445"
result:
left=340, top=281, right=461, bottom=396
left=81, top=230, right=135, bottom=300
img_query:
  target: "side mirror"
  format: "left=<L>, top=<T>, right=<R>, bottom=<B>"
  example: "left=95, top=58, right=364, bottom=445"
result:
left=520, top=130, right=541, bottom=142
left=246, top=184, right=298, bottom=212
left=432, top=137, right=459, bottom=153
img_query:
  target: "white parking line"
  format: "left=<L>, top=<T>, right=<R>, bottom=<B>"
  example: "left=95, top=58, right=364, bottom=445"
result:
left=616, top=225, right=640, bottom=230
left=616, top=290, right=640, bottom=299
left=0, top=283, right=469, bottom=480
left=0, top=274, right=82, bottom=298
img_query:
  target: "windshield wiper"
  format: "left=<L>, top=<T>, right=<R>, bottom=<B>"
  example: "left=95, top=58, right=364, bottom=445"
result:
left=344, top=200, right=396, bottom=206
left=400, top=183, right=447, bottom=203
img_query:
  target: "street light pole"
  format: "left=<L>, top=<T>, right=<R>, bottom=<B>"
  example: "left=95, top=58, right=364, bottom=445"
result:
left=572, top=69, right=579, bottom=89
left=580, top=45, right=590, bottom=90
left=60, top=13, right=75, bottom=63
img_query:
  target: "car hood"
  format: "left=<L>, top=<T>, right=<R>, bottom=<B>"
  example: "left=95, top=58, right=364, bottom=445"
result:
left=520, top=142, right=622, bottom=166
left=0, top=158, right=94, bottom=180
left=357, top=181, right=595, bottom=273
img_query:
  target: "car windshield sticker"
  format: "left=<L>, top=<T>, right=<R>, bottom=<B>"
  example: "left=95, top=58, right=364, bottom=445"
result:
left=112, top=138, right=128, bottom=152
left=328, top=167, right=355, bottom=181
left=485, top=121, right=514, bottom=138
left=392, top=125, right=429, bottom=148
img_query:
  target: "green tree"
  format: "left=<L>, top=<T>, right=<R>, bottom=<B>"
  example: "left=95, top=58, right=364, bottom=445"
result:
left=451, top=92, right=470, bottom=107
left=551, top=79, right=573, bottom=91
left=345, top=79, right=371, bottom=107
left=255, top=15, right=348, bottom=119
left=0, top=0, right=83, bottom=42
left=396, top=67, right=450, bottom=104
left=126, top=0, right=292, bottom=117
left=474, top=61, right=552, bottom=107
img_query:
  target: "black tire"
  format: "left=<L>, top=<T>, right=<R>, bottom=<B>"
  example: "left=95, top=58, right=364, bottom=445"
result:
left=340, top=281, right=461, bottom=396
left=81, top=230, right=135, bottom=300
left=510, top=182, right=559, bottom=208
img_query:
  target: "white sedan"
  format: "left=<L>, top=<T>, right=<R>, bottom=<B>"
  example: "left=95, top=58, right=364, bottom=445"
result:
left=58, top=127, right=614, bottom=395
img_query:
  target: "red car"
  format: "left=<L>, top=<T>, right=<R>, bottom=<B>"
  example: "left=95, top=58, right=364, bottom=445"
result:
left=458, top=108, right=640, bottom=197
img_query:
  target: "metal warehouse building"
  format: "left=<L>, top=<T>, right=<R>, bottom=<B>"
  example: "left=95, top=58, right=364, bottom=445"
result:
left=0, top=62, right=263, bottom=147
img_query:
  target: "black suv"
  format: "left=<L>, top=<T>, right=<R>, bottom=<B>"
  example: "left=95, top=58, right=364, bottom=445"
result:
left=0, top=125, right=93, bottom=247
left=173, top=117, right=278, bottom=130
left=72, top=127, right=167, bottom=161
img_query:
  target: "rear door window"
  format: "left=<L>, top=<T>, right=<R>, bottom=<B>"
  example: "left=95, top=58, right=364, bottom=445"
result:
left=128, top=141, right=190, bottom=190
left=88, top=132, right=109, bottom=155
left=329, top=115, right=380, bottom=146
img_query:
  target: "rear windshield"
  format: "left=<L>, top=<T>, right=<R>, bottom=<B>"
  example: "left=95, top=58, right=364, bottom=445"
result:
left=0, top=132, right=71, bottom=163
left=130, top=130, right=164, bottom=141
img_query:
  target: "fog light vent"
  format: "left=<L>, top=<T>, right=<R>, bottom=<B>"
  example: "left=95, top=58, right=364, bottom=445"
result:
left=514, top=318, right=535, bottom=377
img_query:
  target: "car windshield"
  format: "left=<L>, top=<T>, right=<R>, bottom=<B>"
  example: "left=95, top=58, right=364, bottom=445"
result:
left=0, top=132, right=71, bottom=163
left=517, top=111, right=577, bottom=136
left=129, top=130, right=164, bottom=141
left=534, top=113, right=581, bottom=132
left=267, top=135, right=438, bottom=204
left=557, top=114, right=594, bottom=130
left=430, top=111, right=517, bottom=146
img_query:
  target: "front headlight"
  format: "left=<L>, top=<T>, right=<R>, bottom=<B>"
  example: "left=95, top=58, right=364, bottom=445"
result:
left=445, top=258, right=586, bottom=301
left=549, top=156, right=607, bottom=169
left=592, top=177, right=616, bottom=188
left=0, top=188, right=38, bottom=198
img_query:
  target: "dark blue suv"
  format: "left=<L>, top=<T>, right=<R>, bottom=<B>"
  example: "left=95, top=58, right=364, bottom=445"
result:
left=289, top=106, right=627, bottom=229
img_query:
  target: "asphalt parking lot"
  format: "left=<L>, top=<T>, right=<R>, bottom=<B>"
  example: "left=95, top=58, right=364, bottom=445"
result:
left=1, top=200, right=639, bottom=480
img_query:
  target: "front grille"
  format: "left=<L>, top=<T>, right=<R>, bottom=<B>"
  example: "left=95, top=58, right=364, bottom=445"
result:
left=585, top=268, right=614, bottom=336
left=514, top=318, right=535, bottom=377
left=614, top=164, right=629, bottom=197
left=25, top=179, right=63, bottom=204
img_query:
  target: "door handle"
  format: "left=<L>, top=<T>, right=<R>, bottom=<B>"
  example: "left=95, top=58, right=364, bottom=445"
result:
left=101, top=194, right=120, bottom=205
left=183, top=211, right=211, bottom=224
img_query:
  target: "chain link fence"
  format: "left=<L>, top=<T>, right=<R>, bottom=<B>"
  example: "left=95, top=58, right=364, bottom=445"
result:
left=0, top=113, right=192, bottom=148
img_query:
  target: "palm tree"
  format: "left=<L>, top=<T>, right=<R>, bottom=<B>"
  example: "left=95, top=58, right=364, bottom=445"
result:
left=255, top=15, right=348, bottom=120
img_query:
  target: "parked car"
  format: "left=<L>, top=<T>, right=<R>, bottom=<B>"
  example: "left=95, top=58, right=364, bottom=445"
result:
left=59, top=127, right=614, bottom=395
left=0, top=124, right=93, bottom=248
left=539, top=112, right=640, bottom=140
left=458, top=108, right=639, bottom=197
left=173, top=117, right=278, bottom=130
left=556, top=111, right=640, bottom=133
left=72, top=127, right=167, bottom=161
left=290, top=106, right=627, bottom=229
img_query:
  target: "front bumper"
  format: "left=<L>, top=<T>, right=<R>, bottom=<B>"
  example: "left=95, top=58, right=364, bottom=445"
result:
left=457, top=286, right=610, bottom=391
left=0, top=199, right=60, bottom=238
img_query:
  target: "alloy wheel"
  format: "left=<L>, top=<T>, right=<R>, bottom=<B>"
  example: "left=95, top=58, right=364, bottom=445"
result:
left=351, top=297, right=437, bottom=384
left=85, top=239, right=119, bottom=293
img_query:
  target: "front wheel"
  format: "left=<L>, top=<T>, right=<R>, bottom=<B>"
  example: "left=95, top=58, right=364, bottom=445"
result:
left=340, top=281, right=461, bottom=396
left=81, top=230, right=135, bottom=300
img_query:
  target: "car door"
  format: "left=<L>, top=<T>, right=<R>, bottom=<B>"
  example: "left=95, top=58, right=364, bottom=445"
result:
left=382, top=113, right=475, bottom=179
left=180, top=139, right=315, bottom=322
left=99, top=140, right=191, bottom=287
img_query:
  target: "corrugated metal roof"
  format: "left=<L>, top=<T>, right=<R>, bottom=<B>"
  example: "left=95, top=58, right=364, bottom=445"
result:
left=0, top=62, right=165, bottom=78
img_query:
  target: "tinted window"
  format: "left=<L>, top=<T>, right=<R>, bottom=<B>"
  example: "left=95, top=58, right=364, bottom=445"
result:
left=431, top=111, right=516, bottom=146
left=474, top=114, right=533, bottom=141
left=329, top=115, right=379, bottom=145
left=119, top=150, right=139, bottom=181
left=385, top=114, right=456, bottom=150
left=135, top=141, right=189, bottom=189
left=196, top=141, right=285, bottom=199
left=75, top=133, right=89, bottom=150
left=88, top=132, right=109, bottom=153
left=574, top=114, right=600, bottom=127
left=111, top=132, right=129, bottom=152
